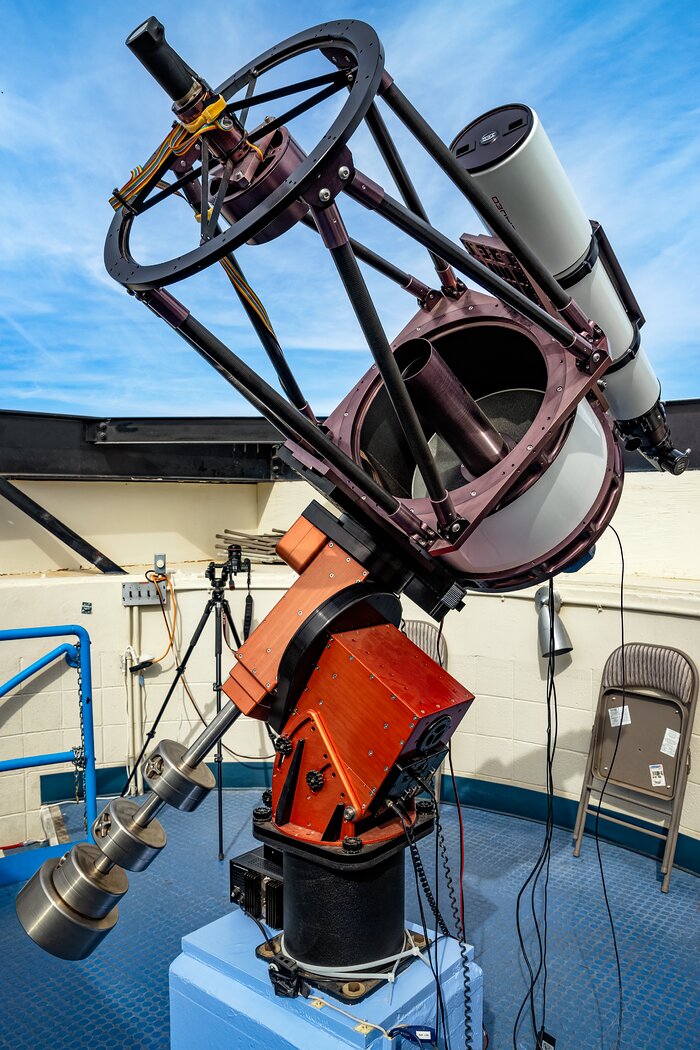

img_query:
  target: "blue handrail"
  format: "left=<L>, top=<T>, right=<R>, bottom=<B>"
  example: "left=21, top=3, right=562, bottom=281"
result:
left=0, top=625, right=97, bottom=885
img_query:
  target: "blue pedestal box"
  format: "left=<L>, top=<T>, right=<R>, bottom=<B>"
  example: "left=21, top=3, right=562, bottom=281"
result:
left=170, top=909, right=482, bottom=1048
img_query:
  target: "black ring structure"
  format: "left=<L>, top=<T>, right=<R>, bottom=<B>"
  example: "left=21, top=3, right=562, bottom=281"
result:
left=104, top=20, right=384, bottom=291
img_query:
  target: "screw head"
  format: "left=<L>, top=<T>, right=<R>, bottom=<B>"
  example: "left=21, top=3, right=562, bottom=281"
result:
left=338, top=165, right=350, bottom=180
left=592, top=352, right=601, bottom=363
left=343, top=806, right=356, bottom=821
left=318, top=187, right=331, bottom=202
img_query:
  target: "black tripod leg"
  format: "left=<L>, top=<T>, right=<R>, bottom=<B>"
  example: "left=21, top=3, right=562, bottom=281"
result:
left=215, top=602, right=225, bottom=860
left=121, top=598, right=215, bottom=797
left=222, top=598, right=242, bottom=650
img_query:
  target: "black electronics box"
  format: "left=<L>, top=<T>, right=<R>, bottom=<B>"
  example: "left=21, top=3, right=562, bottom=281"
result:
left=230, top=845, right=284, bottom=929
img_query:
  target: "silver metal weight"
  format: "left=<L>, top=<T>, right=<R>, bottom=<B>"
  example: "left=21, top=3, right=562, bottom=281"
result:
left=143, top=738, right=215, bottom=811
left=51, top=842, right=128, bottom=919
left=15, top=857, right=118, bottom=961
left=92, top=797, right=166, bottom=872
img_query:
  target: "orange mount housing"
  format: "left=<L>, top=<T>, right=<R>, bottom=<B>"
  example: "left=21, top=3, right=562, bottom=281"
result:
left=222, top=513, right=474, bottom=847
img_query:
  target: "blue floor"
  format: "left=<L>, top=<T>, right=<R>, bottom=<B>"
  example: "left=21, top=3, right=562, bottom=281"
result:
left=0, top=790, right=698, bottom=1050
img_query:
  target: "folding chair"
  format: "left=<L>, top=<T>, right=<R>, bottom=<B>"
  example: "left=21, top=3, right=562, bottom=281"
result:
left=403, top=619, right=449, bottom=802
left=573, top=643, right=697, bottom=891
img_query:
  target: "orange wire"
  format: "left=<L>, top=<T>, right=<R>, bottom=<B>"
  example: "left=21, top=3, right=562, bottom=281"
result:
left=148, top=571, right=178, bottom=664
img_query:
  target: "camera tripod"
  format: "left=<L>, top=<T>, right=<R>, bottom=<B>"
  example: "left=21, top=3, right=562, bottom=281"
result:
left=123, top=546, right=251, bottom=860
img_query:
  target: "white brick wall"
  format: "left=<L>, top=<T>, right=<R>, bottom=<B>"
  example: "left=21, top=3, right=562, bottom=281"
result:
left=1, top=472, right=699, bottom=850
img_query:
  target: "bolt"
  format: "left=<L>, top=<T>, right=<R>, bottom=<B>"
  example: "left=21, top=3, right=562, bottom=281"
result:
left=338, top=165, right=350, bottom=180
left=368, top=749, right=373, bottom=756
left=383, top=723, right=389, bottom=729
left=343, top=806, right=356, bottom=821
left=592, top=352, right=601, bottom=363
left=319, top=188, right=331, bottom=202
left=451, top=522, right=461, bottom=534
left=471, top=490, right=477, bottom=497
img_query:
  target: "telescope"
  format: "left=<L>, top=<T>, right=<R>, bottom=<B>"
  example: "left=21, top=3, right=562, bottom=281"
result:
left=17, top=15, right=687, bottom=1027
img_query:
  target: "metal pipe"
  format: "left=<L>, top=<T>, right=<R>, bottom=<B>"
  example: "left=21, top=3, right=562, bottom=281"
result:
left=0, top=750, right=76, bottom=773
left=299, top=213, right=431, bottom=300
left=347, top=177, right=590, bottom=354
left=381, top=81, right=572, bottom=312
left=0, top=644, right=77, bottom=699
left=396, top=338, right=508, bottom=476
left=183, top=701, right=243, bottom=767
left=146, top=295, right=407, bottom=520
left=132, top=792, right=166, bottom=829
left=364, top=102, right=455, bottom=284
left=327, top=239, right=458, bottom=527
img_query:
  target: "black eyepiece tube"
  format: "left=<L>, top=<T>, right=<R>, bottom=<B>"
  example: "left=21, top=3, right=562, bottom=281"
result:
left=126, top=16, right=199, bottom=102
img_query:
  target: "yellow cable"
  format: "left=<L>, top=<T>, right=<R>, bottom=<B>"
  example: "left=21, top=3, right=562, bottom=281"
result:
left=246, top=139, right=264, bottom=162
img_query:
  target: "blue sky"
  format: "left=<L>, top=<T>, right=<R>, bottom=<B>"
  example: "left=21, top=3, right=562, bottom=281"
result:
left=1, top=0, right=698, bottom=417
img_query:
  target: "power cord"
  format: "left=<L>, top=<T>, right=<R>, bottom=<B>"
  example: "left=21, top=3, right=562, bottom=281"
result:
left=593, top=525, right=626, bottom=1050
left=410, top=771, right=473, bottom=1050
left=392, top=801, right=450, bottom=1048
left=512, top=577, right=559, bottom=1049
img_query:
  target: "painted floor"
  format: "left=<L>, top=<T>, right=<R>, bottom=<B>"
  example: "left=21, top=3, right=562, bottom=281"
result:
left=0, top=789, right=698, bottom=1050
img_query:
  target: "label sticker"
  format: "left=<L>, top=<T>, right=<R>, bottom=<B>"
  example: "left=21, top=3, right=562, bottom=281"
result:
left=660, top=727, right=680, bottom=758
left=649, top=763, right=666, bottom=788
left=609, top=704, right=631, bottom=728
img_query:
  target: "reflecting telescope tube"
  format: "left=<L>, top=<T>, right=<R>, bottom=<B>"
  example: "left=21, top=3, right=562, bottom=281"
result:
left=450, top=105, right=688, bottom=475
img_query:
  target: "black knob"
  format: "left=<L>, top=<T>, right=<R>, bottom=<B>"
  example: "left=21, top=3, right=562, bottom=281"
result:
left=253, top=806, right=272, bottom=824
left=342, top=836, right=363, bottom=854
left=305, top=770, right=325, bottom=792
left=261, top=789, right=273, bottom=806
left=274, top=735, right=293, bottom=757
left=126, top=17, right=199, bottom=102
left=416, top=798, right=434, bottom=815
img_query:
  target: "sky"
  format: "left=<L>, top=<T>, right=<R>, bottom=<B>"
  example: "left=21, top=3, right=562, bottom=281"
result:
left=1, top=0, right=698, bottom=418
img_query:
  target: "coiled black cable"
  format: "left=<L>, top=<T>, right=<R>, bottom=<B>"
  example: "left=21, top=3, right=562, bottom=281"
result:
left=435, top=797, right=474, bottom=1048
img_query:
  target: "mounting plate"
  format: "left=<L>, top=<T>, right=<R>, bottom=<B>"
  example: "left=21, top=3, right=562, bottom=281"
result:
left=121, top=581, right=168, bottom=607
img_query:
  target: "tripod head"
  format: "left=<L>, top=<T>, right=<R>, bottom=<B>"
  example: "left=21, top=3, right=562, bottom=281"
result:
left=205, top=544, right=250, bottom=592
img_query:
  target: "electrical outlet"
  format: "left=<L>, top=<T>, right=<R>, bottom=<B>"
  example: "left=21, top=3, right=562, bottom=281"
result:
left=121, top=581, right=168, bottom=607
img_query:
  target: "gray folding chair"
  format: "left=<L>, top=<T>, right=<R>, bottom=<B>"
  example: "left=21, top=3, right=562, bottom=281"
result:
left=573, top=643, right=697, bottom=891
left=402, top=619, right=449, bottom=802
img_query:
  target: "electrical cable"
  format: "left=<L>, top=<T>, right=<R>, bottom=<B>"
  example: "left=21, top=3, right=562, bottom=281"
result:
left=593, top=524, right=626, bottom=1050
left=512, top=577, right=559, bottom=1049
left=413, top=772, right=473, bottom=1050
left=145, top=570, right=178, bottom=664
left=393, top=801, right=450, bottom=1048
